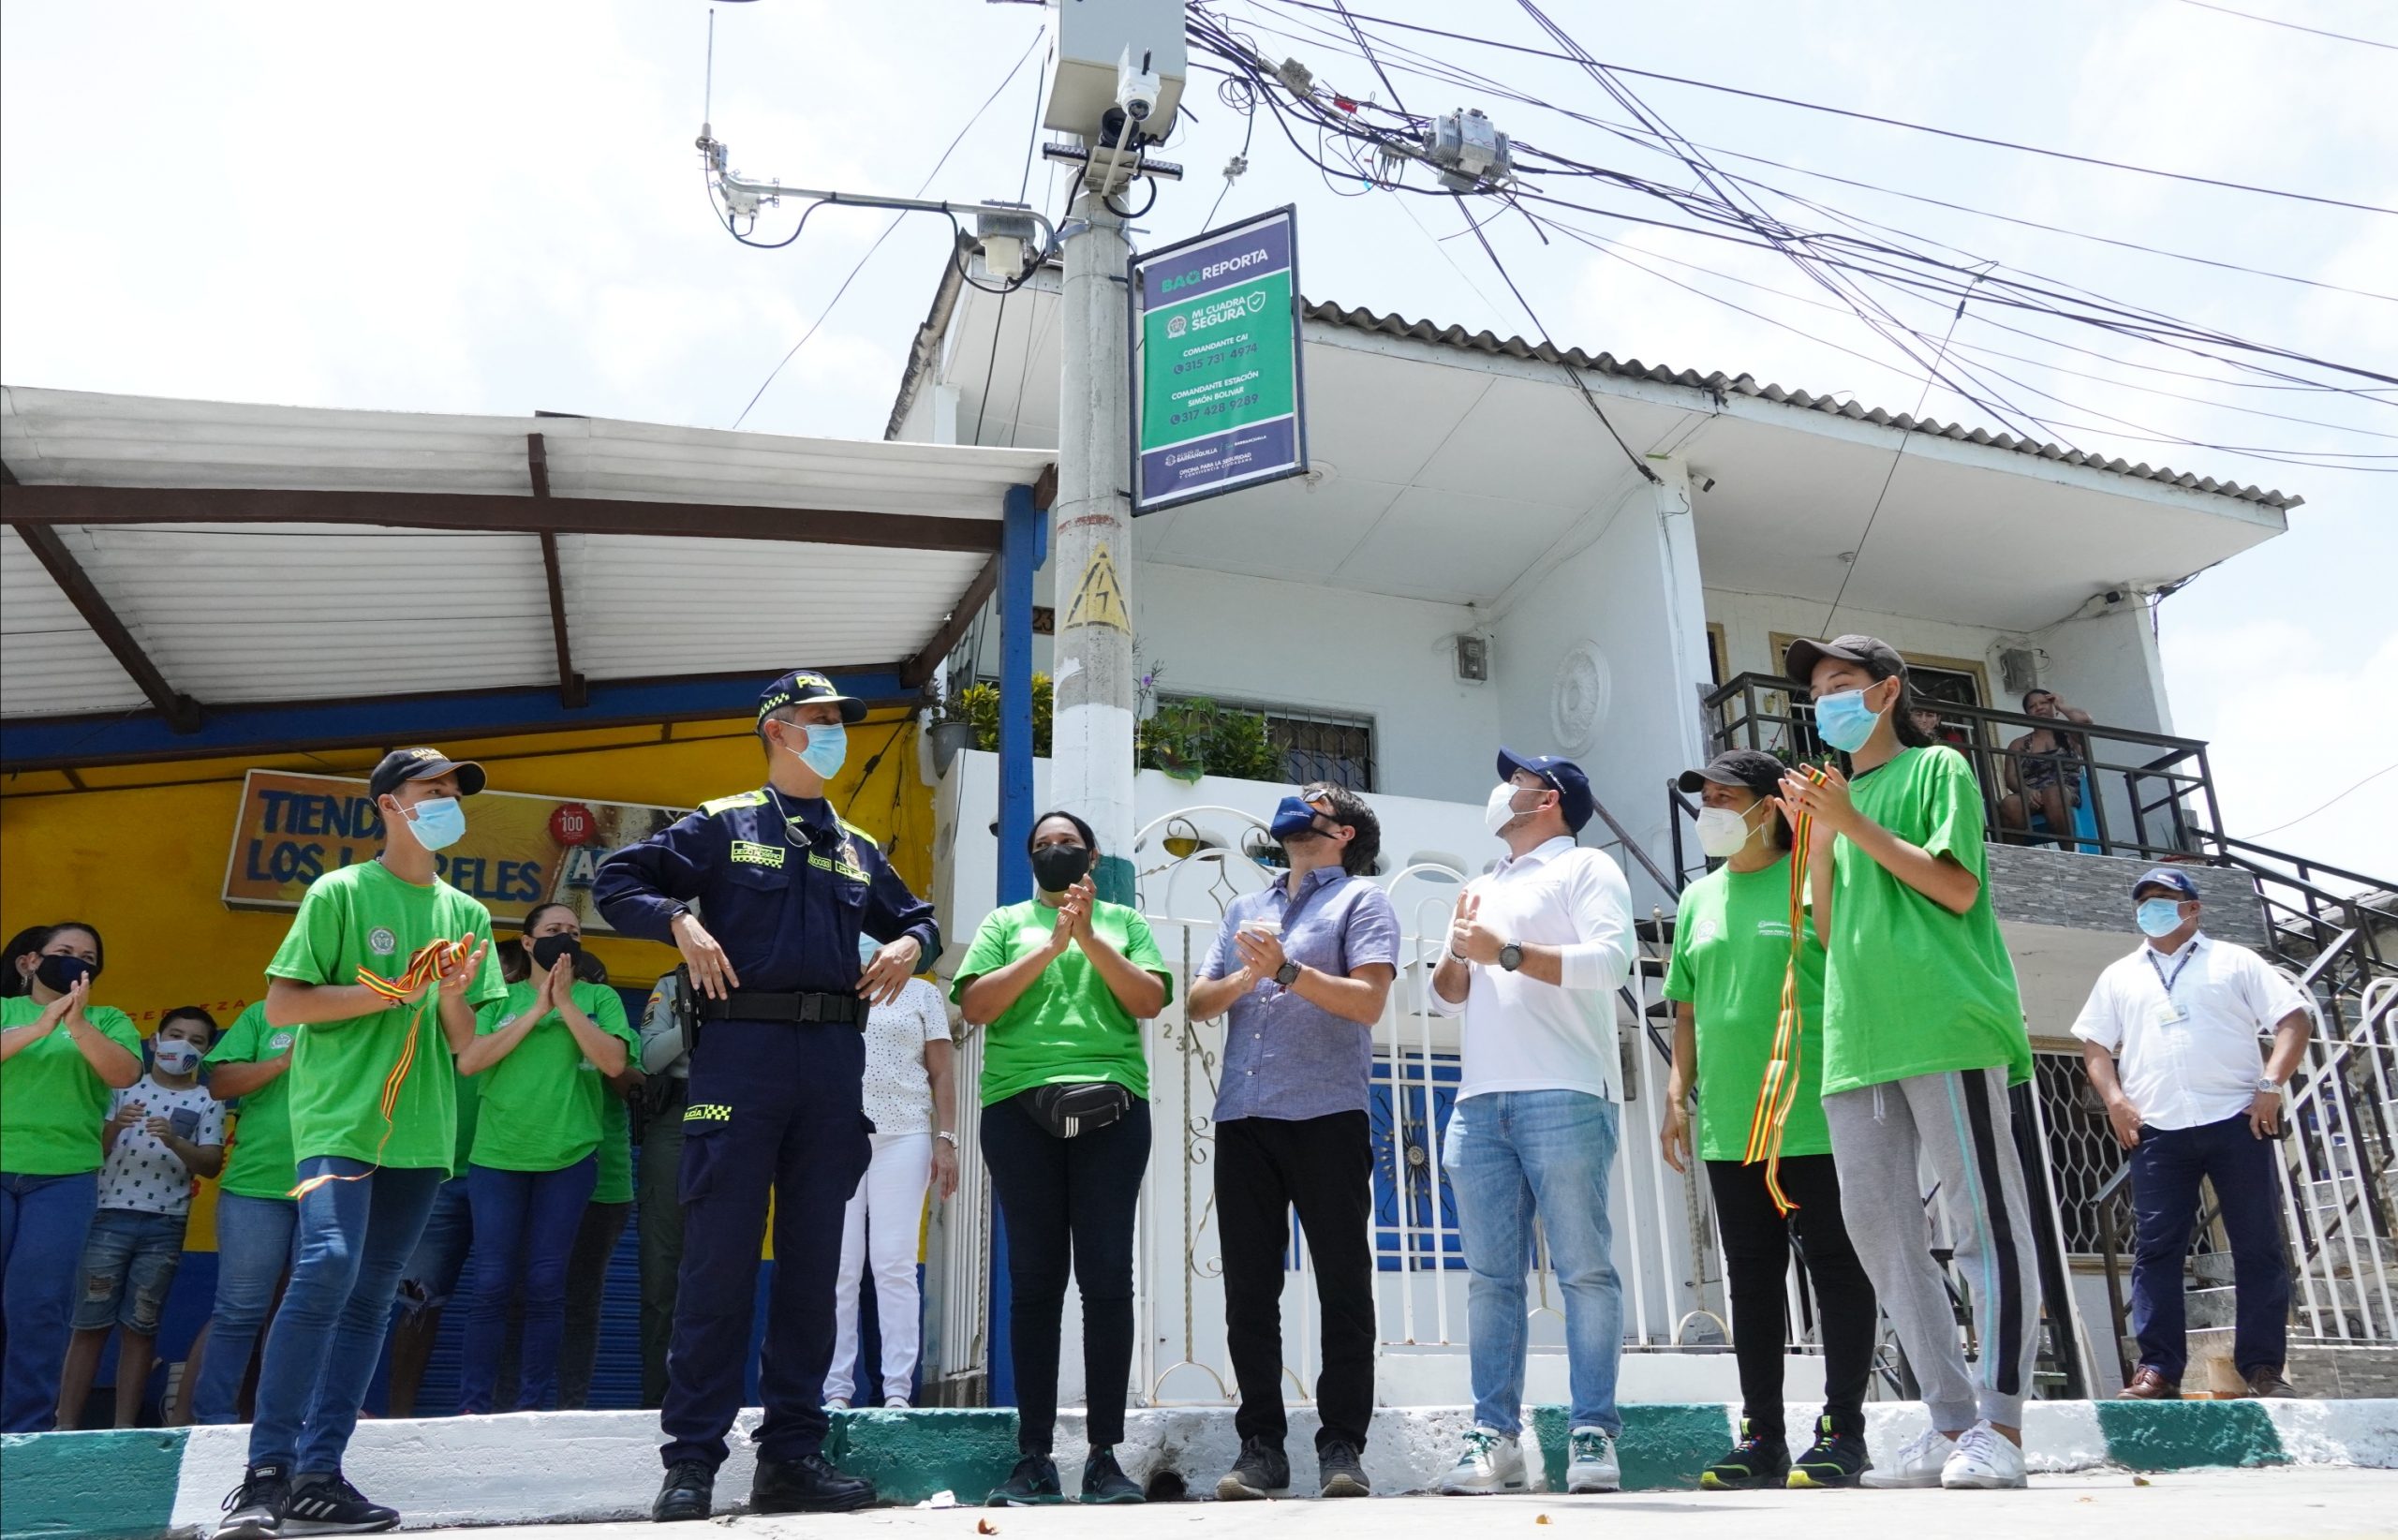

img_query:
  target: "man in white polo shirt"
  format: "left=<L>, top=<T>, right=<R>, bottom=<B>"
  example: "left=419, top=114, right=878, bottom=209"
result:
left=1428, top=749, right=1636, bottom=1498
left=2071, top=866, right=2312, bottom=1401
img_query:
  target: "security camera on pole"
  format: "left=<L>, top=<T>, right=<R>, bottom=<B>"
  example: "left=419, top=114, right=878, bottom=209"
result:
left=1037, top=3, right=1187, bottom=904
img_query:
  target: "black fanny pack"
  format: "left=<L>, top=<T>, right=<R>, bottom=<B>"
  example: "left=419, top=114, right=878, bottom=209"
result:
left=1024, top=1080, right=1132, bottom=1139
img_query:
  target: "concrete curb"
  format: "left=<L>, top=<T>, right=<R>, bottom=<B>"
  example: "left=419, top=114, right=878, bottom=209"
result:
left=7, top=1399, right=2395, bottom=1540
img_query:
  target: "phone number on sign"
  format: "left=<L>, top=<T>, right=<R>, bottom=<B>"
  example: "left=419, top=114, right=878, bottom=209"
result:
left=1169, top=392, right=1261, bottom=427
left=1175, top=343, right=1259, bottom=374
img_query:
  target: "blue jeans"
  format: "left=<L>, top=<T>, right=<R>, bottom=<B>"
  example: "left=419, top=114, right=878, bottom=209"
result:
left=0, top=1170, right=98, bottom=1431
left=457, top=1157, right=597, bottom=1413
left=72, top=1208, right=189, bottom=1334
left=248, top=1160, right=444, bottom=1472
left=1442, top=1089, right=1624, bottom=1438
left=192, top=1192, right=299, bottom=1424
left=396, top=1176, right=474, bottom=1317
left=2129, top=1112, right=2291, bottom=1383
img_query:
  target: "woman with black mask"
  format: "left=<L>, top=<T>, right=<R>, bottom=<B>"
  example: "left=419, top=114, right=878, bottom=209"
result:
left=451, top=904, right=635, bottom=1413
left=955, top=812, right=1171, bottom=1507
left=0, top=922, right=141, bottom=1429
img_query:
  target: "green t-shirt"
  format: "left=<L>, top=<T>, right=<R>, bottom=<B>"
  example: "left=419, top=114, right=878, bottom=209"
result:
left=268, top=860, right=508, bottom=1172
left=0, top=996, right=143, bottom=1175
left=451, top=1067, right=481, bottom=1178
left=955, top=899, right=1170, bottom=1107
left=1822, top=746, right=2032, bottom=1096
left=206, top=1000, right=302, bottom=1200
left=1665, top=855, right=1832, bottom=1162
left=593, top=1084, right=633, bottom=1205
left=468, top=979, right=638, bottom=1173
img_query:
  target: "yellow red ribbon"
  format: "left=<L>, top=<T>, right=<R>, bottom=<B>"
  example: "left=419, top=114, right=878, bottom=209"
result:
left=289, top=937, right=473, bottom=1199
left=1741, top=763, right=1826, bottom=1216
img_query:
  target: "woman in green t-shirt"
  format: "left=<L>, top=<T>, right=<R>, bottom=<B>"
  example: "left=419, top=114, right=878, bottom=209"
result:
left=955, top=811, right=1171, bottom=1508
left=0, top=921, right=142, bottom=1431
left=452, top=903, right=635, bottom=1413
left=1660, top=752, right=1875, bottom=1491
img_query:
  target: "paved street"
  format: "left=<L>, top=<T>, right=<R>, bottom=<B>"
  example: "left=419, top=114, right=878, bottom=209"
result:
left=431, top=1468, right=2395, bottom=1540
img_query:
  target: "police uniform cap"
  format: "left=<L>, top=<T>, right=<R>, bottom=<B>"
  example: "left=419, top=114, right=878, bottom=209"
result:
left=756, top=670, right=868, bottom=727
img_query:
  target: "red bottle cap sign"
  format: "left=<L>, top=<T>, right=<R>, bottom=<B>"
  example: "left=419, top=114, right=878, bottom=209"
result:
left=550, top=802, right=596, bottom=846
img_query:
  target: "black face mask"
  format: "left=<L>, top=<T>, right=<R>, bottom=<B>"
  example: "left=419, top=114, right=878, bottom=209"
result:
left=1029, top=843, right=1093, bottom=894
left=530, top=934, right=582, bottom=973
left=35, top=954, right=95, bottom=994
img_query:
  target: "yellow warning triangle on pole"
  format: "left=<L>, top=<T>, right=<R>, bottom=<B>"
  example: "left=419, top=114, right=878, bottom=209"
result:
left=1063, top=542, right=1132, bottom=632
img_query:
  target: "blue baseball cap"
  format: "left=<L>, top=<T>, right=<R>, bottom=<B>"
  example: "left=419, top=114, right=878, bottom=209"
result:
left=756, top=669, right=867, bottom=726
left=1497, top=748, right=1594, bottom=834
left=2133, top=866, right=2200, bottom=902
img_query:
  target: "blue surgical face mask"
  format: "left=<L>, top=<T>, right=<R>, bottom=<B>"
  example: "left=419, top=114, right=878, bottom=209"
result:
left=1813, top=688, right=1884, bottom=753
left=1269, top=796, right=1328, bottom=841
left=405, top=795, right=467, bottom=852
left=781, top=720, right=849, bottom=780
left=2137, top=898, right=2188, bottom=938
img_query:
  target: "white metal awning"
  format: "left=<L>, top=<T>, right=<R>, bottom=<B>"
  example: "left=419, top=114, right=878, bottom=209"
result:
left=0, top=386, right=1052, bottom=735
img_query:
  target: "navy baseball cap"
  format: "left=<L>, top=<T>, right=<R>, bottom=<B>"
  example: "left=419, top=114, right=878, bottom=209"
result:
left=1498, top=748, right=1594, bottom=834
left=2133, top=866, right=2200, bottom=902
left=756, top=669, right=867, bottom=726
left=1679, top=749, right=1785, bottom=801
left=368, top=748, right=485, bottom=801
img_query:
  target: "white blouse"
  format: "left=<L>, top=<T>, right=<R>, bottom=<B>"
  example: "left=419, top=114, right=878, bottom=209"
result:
left=861, top=977, right=952, bottom=1136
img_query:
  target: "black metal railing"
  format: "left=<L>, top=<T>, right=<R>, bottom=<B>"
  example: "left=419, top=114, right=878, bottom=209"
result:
left=1688, top=671, right=2228, bottom=880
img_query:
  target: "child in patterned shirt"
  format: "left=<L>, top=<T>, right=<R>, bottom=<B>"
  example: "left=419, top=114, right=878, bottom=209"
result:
left=56, top=1006, right=226, bottom=1428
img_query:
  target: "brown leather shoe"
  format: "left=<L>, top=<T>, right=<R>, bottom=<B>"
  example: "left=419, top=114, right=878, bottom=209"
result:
left=2116, top=1367, right=2181, bottom=1399
left=2246, top=1368, right=2298, bottom=1399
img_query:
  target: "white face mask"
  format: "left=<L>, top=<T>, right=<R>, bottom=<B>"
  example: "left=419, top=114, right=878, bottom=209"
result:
left=1485, top=783, right=1530, bottom=837
left=1695, top=805, right=1759, bottom=859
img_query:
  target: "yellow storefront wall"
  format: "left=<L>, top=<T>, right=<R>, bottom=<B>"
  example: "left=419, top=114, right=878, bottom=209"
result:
left=0, top=711, right=932, bottom=1251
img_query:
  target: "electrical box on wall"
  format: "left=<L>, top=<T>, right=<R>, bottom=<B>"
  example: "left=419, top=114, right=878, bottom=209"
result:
left=1454, top=634, right=1490, bottom=683
left=1045, top=0, right=1188, bottom=140
left=1999, top=646, right=2038, bottom=697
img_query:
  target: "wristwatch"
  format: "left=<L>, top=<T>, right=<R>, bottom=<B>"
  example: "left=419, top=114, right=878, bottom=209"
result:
left=1274, top=961, right=1303, bottom=988
left=2255, top=1075, right=2281, bottom=1094
left=935, top=1130, right=959, bottom=1148
left=1498, top=942, right=1525, bottom=972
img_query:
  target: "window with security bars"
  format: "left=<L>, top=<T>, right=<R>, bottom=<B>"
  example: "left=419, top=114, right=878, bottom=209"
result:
left=1157, top=694, right=1378, bottom=792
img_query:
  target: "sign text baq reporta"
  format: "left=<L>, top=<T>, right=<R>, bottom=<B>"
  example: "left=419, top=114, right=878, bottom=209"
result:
left=221, top=769, right=689, bottom=934
left=1130, top=207, right=1308, bottom=513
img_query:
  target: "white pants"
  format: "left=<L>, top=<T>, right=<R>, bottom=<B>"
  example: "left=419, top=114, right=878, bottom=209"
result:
left=824, top=1131, right=933, bottom=1404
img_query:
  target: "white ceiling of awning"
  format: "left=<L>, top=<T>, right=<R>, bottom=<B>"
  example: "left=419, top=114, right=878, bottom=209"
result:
left=0, top=386, right=1052, bottom=721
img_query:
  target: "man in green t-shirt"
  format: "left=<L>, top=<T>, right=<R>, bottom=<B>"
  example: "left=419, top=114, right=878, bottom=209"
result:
left=1777, top=637, right=2039, bottom=1495
left=1661, top=750, right=1876, bottom=1492
left=216, top=748, right=504, bottom=1540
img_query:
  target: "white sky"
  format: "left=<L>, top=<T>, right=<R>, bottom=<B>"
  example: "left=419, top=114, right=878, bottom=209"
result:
left=3, top=0, right=2392, bottom=879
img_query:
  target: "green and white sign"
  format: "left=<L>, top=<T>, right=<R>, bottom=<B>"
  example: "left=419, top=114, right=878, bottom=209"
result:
left=1130, top=206, right=1307, bottom=513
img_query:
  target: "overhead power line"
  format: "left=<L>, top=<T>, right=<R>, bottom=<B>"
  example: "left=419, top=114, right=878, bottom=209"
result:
left=1266, top=0, right=2398, bottom=215
left=2174, top=0, right=2398, bottom=52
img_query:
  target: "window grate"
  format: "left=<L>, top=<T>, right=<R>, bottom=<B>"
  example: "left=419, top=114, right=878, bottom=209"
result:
left=1157, top=693, right=1377, bottom=792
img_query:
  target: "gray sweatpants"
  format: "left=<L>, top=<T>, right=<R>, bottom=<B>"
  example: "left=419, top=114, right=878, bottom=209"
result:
left=1823, top=1065, right=2041, bottom=1431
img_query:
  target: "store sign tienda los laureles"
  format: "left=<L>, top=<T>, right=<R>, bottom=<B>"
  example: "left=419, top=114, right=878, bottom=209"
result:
left=1130, top=206, right=1307, bottom=513
left=221, top=769, right=688, bottom=933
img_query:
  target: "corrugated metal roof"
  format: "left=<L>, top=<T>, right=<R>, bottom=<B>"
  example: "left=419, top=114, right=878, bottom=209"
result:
left=1300, top=300, right=2302, bottom=511
left=0, top=386, right=1051, bottom=726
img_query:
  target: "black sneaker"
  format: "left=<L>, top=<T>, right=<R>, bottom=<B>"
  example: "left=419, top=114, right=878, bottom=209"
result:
left=1215, top=1437, right=1291, bottom=1500
left=751, top=1452, right=875, bottom=1514
left=653, top=1461, right=714, bottom=1522
left=988, top=1455, right=1066, bottom=1506
left=279, top=1473, right=398, bottom=1535
left=215, top=1463, right=289, bottom=1540
left=1080, top=1446, right=1145, bottom=1504
left=1317, top=1439, right=1371, bottom=1498
left=1698, top=1424, right=1789, bottom=1491
left=1787, top=1416, right=1872, bottom=1489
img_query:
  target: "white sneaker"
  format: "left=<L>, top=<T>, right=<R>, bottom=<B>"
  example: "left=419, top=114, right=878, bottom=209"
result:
left=1860, top=1426, right=1957, bottom=1489
left=1437, top=1427, right=1526, bottom=1494
left=1566, top=1427, right=1621, bottom=1493
left=1941, top=1422, right=2027, bottom=1489
left=824, top=1398, right=851, bottom=1411
left=882, top=1396, right=910, bottom=1410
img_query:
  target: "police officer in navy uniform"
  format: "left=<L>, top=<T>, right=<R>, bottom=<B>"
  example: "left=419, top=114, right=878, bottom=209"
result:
left=595, top=671, right=939, bottom=1521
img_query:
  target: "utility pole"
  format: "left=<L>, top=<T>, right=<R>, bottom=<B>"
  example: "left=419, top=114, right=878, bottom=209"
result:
left=1050, top=193, right=1140, bottom=904
left=1040, top=5, right=1185, bottom=905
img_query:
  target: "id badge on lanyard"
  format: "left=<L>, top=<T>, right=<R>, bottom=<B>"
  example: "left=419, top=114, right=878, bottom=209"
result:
left=2147, top=948, right=2193, bottom=1029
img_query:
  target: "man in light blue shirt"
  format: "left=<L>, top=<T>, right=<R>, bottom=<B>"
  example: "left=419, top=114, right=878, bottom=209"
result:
left=1189, top=782, right=1399, bottom=1503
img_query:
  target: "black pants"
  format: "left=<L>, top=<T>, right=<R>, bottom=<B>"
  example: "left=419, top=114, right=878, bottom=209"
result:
left=1705, top=1154, right=1876, bottom=1439
left=1215, top=1112, right=1376, bottom=1454
left=980, top=1090, right=1150, bottom=1456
